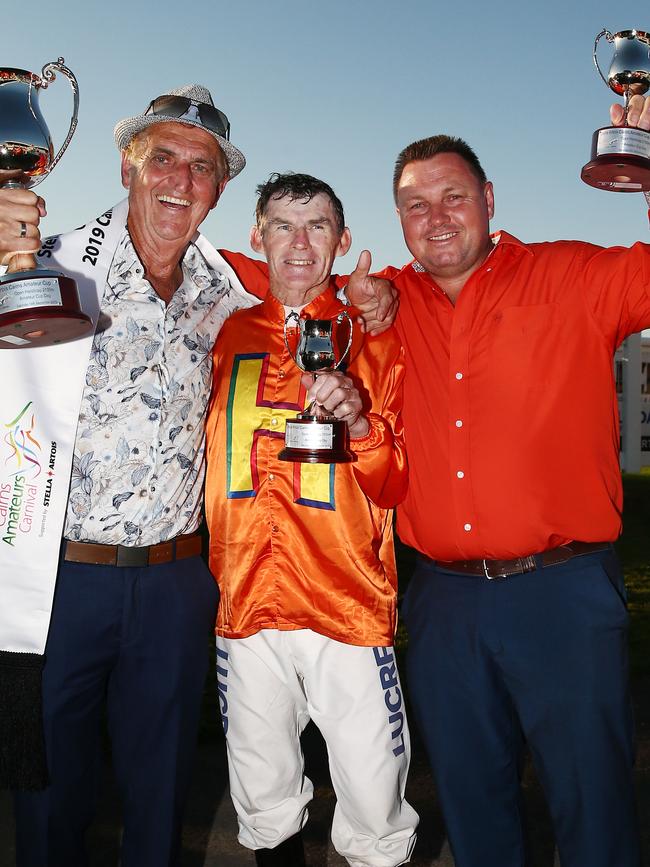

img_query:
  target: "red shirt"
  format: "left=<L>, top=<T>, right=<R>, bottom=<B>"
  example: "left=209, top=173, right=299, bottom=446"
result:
left=383, top=232, right=650, bottom=560
left=222, top=236, right=650, bottom=560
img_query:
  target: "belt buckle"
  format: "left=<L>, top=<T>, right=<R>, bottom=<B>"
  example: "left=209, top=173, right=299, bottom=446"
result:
left=483, top=555, right=536, bottom=580
left=115, top=545, right=149, bottom=567
left=482, top=559, right=500, bottom=580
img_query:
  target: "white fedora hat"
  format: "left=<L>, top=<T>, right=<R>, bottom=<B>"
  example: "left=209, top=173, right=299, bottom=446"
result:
left=113, top=84, right=245, bottom=178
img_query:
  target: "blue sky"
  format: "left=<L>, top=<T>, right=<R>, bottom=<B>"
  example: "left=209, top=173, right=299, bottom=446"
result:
left=6, top=0, right=650, bottom=270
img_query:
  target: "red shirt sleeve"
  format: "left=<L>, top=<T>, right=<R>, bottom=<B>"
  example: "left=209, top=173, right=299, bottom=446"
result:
left=220, top=251, right=403, bottom=302
left=219, top=250, right=269, bottom=300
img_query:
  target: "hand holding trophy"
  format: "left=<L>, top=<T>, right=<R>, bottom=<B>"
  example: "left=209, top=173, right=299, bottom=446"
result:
left=0, top=58, right=92, bottom=348
left=278, top=311, right=356, bottom=463
left=581, top=29, right=650, bottom=191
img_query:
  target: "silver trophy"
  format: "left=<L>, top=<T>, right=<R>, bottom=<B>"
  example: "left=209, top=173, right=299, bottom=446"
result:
left=278, top=311, right=355, bottom=463
left=0, top=59, right=92, bottom=348
left=581, top=29, right=650, bottom=191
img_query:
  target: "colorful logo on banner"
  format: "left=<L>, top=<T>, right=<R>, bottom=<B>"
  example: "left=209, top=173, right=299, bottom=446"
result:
left=1, top=401, right=58, bottom=547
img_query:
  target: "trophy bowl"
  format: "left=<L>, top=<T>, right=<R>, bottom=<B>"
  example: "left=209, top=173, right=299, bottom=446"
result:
left=581, top=29, right=650, bottom=192
left=0, top=59, right=92, bottom=348
left=278, top=311, right=356, bottom=464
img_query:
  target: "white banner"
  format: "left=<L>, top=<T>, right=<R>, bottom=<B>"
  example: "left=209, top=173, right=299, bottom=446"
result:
left=0, top=201, right=126, bottom=654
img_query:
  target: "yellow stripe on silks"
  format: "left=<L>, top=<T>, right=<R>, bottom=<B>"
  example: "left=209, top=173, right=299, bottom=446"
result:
left=227, top=355, right=333, bottom=508
left=228, top=356, right=266, bottom=494
left=299, top=460, right=332, bottom=506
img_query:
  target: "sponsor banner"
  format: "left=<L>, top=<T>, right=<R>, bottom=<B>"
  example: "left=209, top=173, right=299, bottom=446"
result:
left=0, top=202, right=125, bottom=655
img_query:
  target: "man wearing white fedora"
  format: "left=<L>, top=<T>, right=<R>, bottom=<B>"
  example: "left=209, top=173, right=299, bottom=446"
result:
left=0, top=82, right=255, bottom=867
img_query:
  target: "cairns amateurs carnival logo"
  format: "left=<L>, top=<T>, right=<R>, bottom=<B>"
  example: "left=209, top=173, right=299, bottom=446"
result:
left=1, top=401, right=57, bottom=546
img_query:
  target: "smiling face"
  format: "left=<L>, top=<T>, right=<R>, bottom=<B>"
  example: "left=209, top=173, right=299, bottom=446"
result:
left=121, top=122, right=228, bottom=262
left=250, top=192, right=351, bottom=307
left=396, top=152, right=494, bottom=300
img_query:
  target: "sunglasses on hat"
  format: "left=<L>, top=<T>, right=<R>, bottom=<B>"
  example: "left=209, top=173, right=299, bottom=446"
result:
left=144, top=95, right=231, bottom=140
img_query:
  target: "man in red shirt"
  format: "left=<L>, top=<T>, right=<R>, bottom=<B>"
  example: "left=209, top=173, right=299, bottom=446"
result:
left=385, top=95, right=650, bottom=867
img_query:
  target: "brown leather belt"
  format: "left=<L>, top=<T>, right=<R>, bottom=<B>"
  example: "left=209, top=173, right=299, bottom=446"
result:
left=63, top=532, right=203, bottom=567
left=428, top=541, right=611, bottom=580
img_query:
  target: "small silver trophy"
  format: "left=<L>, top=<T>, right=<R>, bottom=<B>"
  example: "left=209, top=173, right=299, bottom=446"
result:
left=581, top=29, right=650, bottom=191
left=0, top=58, right=92, bottom=348
left=278, top=311, right=355, bottom=463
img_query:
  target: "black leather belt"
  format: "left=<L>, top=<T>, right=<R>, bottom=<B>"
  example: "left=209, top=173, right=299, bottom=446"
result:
left=63, top=532, right=203, bottom=567
left=426, top=541, right=611, bottom=580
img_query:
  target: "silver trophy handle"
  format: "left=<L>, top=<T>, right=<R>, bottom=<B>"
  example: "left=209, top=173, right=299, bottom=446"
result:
left=333, top=310, right=354, bottom=371
left=593, top=29, right=614, bottom=87
left=30, top=57, right=79, bottom=187
left=283, top=311, right=302, bottom=368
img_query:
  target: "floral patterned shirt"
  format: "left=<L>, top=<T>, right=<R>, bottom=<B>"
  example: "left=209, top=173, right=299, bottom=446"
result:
left=63, top=229, right=256, bottom=545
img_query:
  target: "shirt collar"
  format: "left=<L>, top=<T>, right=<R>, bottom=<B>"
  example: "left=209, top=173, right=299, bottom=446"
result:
left=488, top=230, right=533, bottom=255
left=408, top=229, right=533, bottom=279
left=110, top=228, right=216, bottom=302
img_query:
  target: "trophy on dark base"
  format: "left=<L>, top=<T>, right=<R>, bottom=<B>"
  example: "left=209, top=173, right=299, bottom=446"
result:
left=278, top=311, right=356, bottom=464
left=581, top=29, right=650, bottom=192
left=0, top=59, right=92, bottom=348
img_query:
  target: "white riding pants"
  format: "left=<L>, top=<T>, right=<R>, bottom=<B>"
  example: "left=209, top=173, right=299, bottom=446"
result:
left=216, top=629, right=418, bottom=866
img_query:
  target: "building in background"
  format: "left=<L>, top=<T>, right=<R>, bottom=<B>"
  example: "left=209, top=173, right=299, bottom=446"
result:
left=616, top=334, right=649, bottom=471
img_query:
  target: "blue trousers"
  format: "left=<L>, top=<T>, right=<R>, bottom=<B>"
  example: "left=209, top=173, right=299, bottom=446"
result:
left=402, top=548, right=641, bottom=867
left=13, top=553, right=218, bottom=867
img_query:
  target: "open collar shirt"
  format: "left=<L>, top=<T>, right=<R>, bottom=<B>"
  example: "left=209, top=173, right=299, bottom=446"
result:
left=383, top=232, right=650, bottom=560
left=64, top=229, right=254, bottom=546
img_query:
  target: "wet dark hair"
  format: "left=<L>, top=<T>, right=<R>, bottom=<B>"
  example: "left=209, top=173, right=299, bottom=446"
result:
left=255, top=172, right=345, bottom=235
left=393, top=135, right=487, bottom=201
